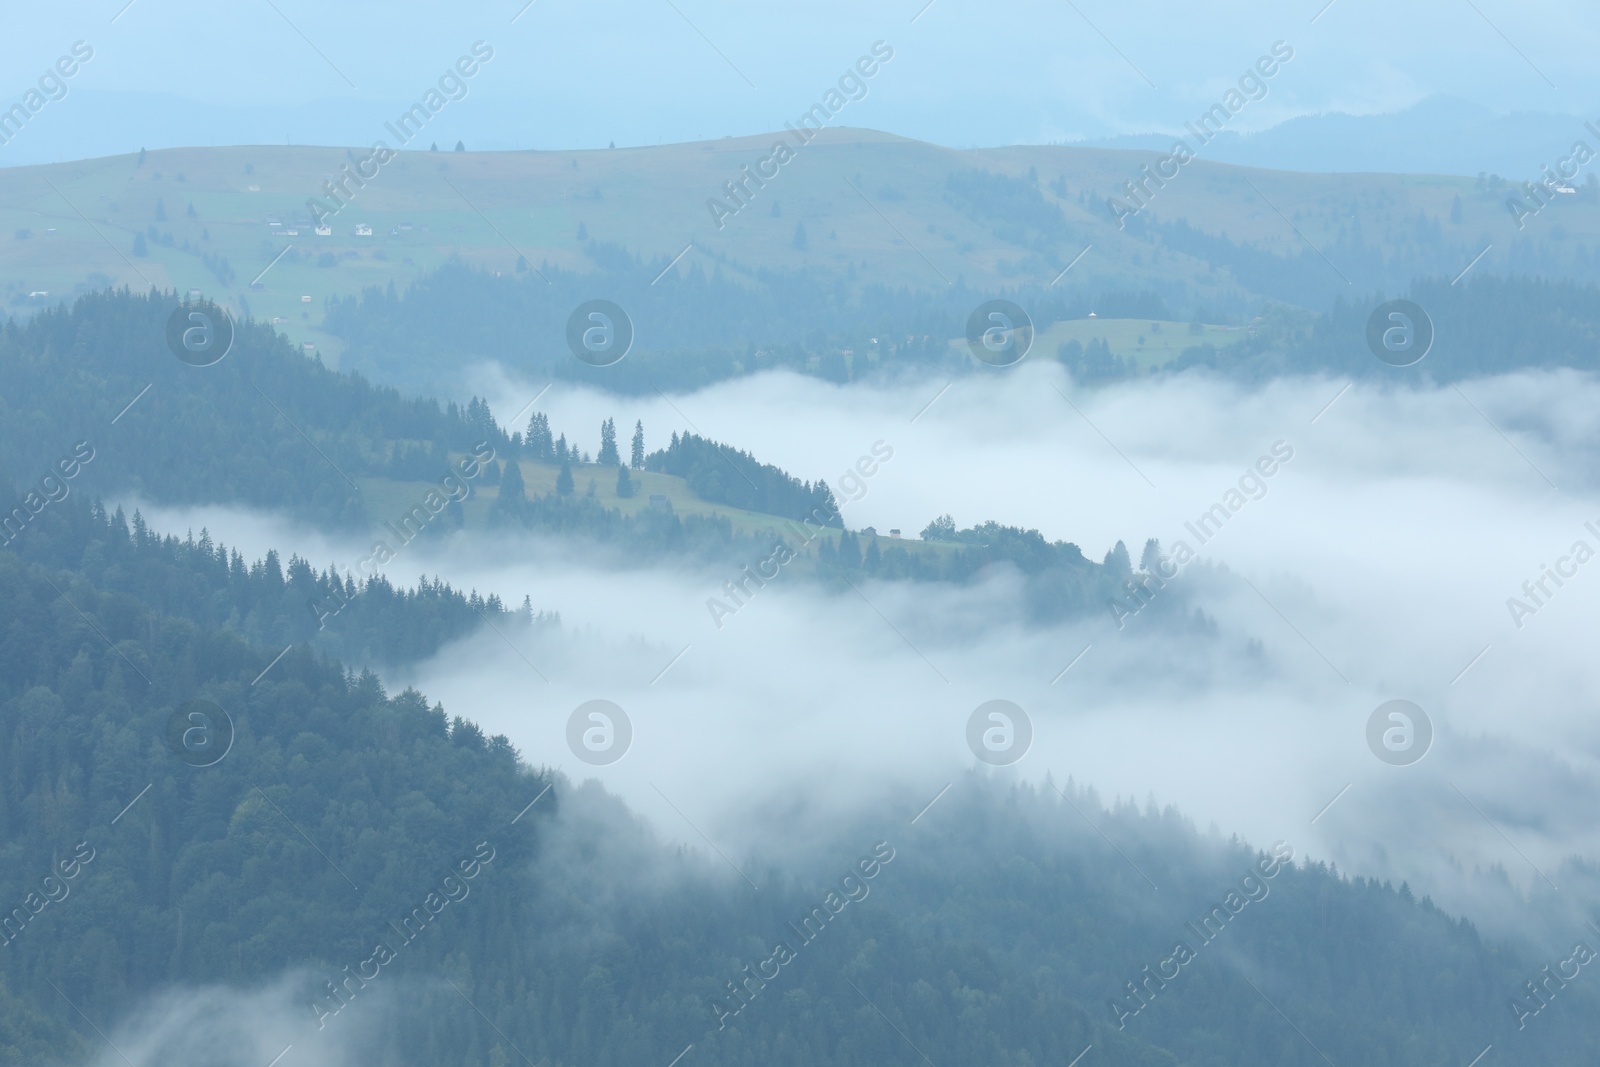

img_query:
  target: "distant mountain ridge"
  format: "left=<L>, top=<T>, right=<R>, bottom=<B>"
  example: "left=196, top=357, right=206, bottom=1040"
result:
left=1074, top=95, right=1597, bottom=178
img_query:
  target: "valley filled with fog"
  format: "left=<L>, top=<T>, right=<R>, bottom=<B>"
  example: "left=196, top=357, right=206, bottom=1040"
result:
left=122, top=362, right=1600, bottom=945
left=8, top=4, right=1600, bottom=1062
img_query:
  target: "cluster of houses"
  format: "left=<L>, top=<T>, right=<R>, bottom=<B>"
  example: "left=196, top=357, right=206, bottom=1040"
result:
left=263, top=216, right=421, bottom=239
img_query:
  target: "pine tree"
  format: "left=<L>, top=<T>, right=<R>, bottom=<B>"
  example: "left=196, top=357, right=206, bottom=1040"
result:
left=556, top=458, right=574, bottom=496
left=132, top=233, right=148, bottom=256
left=554, top=434, right=568, bottom=463
left=616, top=466, right=635, bottom=498
left=500, top=459, right=526, bottom=504
left=630, top=420, right=645, bottom=469
left=1139, top=538, right=1163, bottom=573
left=465, top=397, right=501, bottom=445
left=526, top=413, right=553, bottom=461
left=598, top=418, right=619, bottom=466
left=864, top=534, right=880, bottom=571
left=840, top=530, right=861, bottom=568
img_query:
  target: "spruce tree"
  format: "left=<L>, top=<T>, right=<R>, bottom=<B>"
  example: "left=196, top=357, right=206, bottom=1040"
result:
left=630, top=420, right=645, bottom=469
left=500, top=459, right=527, bottom=503
left=1139, top=538, right=1163, bottom=573
left=598, top=418, right=619, bottom=466
left=556, top=458, right=574, bottom=496
left=840, top=530, right=861, bottom=568
left=616, top=466, right=634, bottom=498
left=526, top=412, right=553, bottom=461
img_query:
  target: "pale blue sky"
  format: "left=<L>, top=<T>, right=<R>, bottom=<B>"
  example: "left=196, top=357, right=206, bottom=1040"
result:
left=0, top=0, right=1592, bottom=162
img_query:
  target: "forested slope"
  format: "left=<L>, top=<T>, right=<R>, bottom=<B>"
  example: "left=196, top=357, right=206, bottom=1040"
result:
left=0, top=493, right=1595, bottom=1065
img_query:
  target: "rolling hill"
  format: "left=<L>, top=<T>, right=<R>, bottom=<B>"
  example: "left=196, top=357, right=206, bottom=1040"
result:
left=2, top=129, right=1592, bottom=373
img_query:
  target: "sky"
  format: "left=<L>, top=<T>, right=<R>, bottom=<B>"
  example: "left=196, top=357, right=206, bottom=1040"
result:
left=0, top=0, right=1594, bottom=164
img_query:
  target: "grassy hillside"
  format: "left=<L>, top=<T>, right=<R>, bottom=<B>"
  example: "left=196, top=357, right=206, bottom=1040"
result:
left=2, top=131, right=1588, bottom=370
left=362, top=453, right=952, bottom=559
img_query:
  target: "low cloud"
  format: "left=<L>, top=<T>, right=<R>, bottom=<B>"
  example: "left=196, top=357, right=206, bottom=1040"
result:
left=125, top=362, right=1600, bottom=941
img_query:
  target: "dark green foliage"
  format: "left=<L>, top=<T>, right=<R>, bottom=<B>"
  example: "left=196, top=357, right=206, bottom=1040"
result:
left=616, top=465, right=634, bottom=498
left=3, top=494, right=550, bottom=669
left=1171, top=274, right=1600, bottom=381
left=0, top=290, right=509, bottom=530
left=320, top=257, right=1163, bottom=397
left=0, top=516, right=548, bottom=1064
left=499, top=458, right=525, bottom=502
left=555, top=457, right=573, bottom=496
left=525, top=412, right=554, bottom=461
left=921, top=514, right=957, bottom=541
left=1059, top=337, right=1135, bottom=382
left=646, top=432, right=840, bottom=525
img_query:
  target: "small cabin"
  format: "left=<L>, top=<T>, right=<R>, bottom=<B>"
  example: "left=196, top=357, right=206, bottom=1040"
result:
left=648, top=494, right=670, bottom=510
